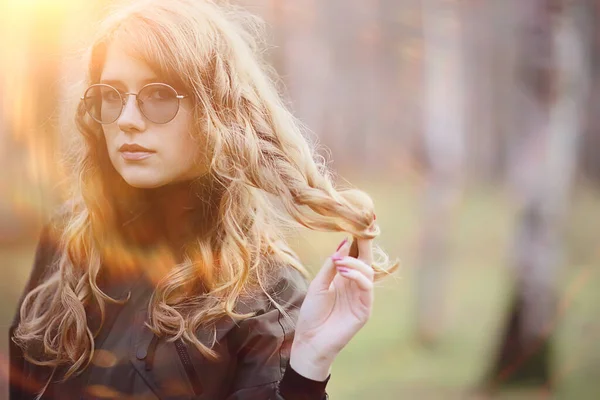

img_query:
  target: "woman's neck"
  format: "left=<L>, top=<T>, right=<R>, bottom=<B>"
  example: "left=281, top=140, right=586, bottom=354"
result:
left=150, top=179, right=197, bottom=222
left=146, top=176, right=219, bottom=250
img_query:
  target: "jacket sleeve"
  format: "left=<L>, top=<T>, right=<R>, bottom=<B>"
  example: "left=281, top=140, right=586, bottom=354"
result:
left=9, top=220, right=61, bottom=399
left=224, top=267, right=330, bottom=400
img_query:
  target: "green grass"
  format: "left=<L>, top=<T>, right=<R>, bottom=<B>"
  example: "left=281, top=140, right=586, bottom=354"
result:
left=2, top=179, right=600, bottom=399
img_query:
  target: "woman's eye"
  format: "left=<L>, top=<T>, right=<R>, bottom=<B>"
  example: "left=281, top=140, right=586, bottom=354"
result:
left=150, top=88, right=172, bottom=100
left=140, top=86, right=175, bottom=102
left=102, top=90, right=121, bottom=102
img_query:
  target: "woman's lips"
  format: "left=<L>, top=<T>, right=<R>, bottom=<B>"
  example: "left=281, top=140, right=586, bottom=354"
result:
left=120, top=151, right=154, bottom=161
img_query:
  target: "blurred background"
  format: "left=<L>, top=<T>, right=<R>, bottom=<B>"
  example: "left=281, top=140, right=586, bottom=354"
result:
left=1, top=0, right=599, bottom=399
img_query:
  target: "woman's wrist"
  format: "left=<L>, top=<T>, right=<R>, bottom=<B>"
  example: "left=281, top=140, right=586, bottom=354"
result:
left=289, top=339, right=334, bottom=381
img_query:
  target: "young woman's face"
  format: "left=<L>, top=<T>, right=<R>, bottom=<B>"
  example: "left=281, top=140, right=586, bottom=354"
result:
left=99, top=42, right=207, bottom=188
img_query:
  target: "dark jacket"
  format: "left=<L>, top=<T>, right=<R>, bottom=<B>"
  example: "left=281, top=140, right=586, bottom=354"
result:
left=9, top=218, right=330, bottom=399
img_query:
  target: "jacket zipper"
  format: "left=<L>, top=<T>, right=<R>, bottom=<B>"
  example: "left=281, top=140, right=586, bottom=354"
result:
left=174, top=339, right=204, bottom=396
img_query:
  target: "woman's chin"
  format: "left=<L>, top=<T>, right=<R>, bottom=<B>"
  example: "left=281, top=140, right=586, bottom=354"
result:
left=113, top=160, right=206, bottom=189
left=119, top=172, right=167, bottom=189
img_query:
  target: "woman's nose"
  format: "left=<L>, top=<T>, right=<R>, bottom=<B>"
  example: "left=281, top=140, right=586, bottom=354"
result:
left=117, top=94, right=146, bottom=132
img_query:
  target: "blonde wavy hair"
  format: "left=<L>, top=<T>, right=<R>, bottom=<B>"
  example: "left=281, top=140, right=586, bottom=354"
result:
left=14, top=0, right=398, bottom=390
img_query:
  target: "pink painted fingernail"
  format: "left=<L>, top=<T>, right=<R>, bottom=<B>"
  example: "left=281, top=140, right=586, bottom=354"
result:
left=336, top=237, right=348, bottom=252
left=331, top=255, right=343, bottom=262
left=337, top=267, right=349, bottom=274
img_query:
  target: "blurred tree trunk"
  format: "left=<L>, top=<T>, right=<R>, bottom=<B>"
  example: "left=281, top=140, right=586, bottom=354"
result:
left=462, top=0, right=520, bottom=183
left=462, top=0, right=495, bottom=181
left=278, top=0, right=330, bottom=136
left=414, top=0, right=466, bottom=344
left=485, top=0, right=592, bottom=390
left=319, top=0, right=384, bottom=173
left=580, top=1, right=600, bottom=184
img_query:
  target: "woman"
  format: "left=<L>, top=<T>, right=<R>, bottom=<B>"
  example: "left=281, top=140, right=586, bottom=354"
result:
left=9, top=0, right=398, bottom=398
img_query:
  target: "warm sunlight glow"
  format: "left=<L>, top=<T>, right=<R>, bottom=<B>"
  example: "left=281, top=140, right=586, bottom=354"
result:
left=1, top=0, right=90, bottom=219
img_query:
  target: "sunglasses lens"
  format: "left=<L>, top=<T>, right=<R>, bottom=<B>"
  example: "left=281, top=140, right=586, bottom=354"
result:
left=83, top=85, right=122, bottom=124
left=138, top=84, right=180, bottom=124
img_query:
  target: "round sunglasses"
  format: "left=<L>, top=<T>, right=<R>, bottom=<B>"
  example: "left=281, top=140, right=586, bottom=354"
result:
left=81, top=82, right=189, bottom=125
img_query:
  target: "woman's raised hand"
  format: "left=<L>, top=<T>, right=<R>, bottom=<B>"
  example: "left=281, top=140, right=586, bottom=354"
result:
left=290, top=235, right=375, bottom=381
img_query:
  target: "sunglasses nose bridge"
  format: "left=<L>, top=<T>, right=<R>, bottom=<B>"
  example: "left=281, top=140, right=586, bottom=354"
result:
left=119, top=92, right=146, bottom=123
left=121, top=93, right=146, bottom=114
left=121, top=92, right=138, bottom=105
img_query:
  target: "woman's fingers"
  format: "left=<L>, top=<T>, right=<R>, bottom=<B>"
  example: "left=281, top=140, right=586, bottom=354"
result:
left=310, top=237, right=352, bottom=293
left=309, top=226, right=375, bottom=295
left=333, top=256, right=374, bottom=281
left=336, top=267, right=374, bottom=292
left=336, top=267, right=374, bottom=313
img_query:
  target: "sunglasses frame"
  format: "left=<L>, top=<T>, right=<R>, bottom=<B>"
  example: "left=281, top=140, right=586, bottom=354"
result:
left=81, top=82, right=189, bottom=125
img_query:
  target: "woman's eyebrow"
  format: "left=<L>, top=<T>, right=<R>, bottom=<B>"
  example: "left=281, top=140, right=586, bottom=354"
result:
left=99, top=77, right=160, bottom=87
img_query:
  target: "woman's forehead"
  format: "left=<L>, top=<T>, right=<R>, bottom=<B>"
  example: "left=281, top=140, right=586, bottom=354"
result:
left=99, top=42, right=159, bottom=88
